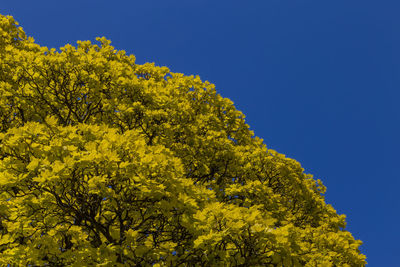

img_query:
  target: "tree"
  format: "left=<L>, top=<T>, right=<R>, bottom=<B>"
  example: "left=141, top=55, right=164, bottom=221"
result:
left=0, top=14, right=366, bottom=266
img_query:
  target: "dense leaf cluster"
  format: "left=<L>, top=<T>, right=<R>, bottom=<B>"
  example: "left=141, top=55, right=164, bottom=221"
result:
left=0, top=15, right=366, bottom=266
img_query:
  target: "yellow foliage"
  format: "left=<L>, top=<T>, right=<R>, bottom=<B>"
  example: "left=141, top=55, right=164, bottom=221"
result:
left=0, top=14, right=366, bottom=266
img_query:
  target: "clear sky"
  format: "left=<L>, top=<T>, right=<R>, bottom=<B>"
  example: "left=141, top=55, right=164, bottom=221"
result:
left=2, top=0, right=399, bottom=265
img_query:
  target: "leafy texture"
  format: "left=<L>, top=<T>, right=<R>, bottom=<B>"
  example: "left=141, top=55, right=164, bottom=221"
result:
left=0, top=15, right=366, bottom=266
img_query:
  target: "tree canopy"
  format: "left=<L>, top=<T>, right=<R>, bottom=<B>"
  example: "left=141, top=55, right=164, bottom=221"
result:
left=0, top=14, right=366, bottom=266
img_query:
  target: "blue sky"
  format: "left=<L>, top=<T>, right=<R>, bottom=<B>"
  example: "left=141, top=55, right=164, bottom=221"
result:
left=2, top=0, right=399, bottom=265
